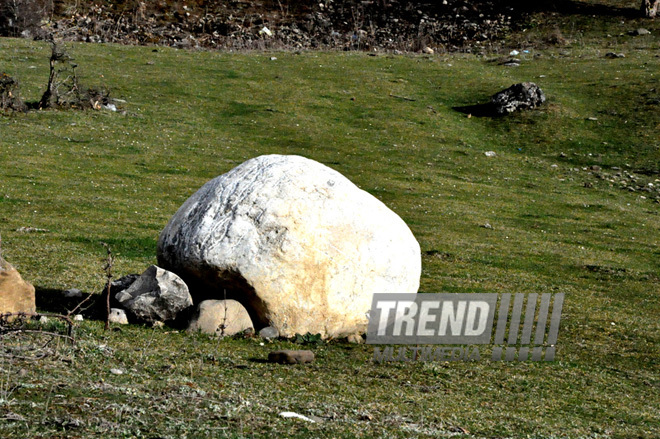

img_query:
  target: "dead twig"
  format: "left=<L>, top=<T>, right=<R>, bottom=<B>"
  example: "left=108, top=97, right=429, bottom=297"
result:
left=101, top=243, right=114, bottom=331
left=389, top=93, right=416, bottom=102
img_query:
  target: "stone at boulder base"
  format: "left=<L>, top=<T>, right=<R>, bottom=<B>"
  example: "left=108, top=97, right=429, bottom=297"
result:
left=258, top=326, right=279, bottom=340
left=491, top=82, right=546, bottom=115
left=157, top=154, right=421, bottom=338
left=187, top=299, right=253, bottom=336
left=0, top=256, right=35, bottom=316
left=268, top=350, right=315, bottom=364
left=115, top=265, right=192, bottom=324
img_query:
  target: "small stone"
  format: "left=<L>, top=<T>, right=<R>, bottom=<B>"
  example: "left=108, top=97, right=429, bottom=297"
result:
left=484, top=151, right=497, bottom=157
left=629, top=28, right=651, bottom=36
left=347, top=334, right=364, bottom=344
left=587, top=117, right=598, bottom=121
left=109, top=368, right=124, bottom=375
left=108, top=308, right=128, bottom=325
left=270, top=56, right=277, bottom=61
left=551, top=164, right=559, bottom=168
left=39, top=316, right=49, bottom=323
left=481, top=222, right=493, bottom=229
left=259, top=326, right=279, bottom=339
left=73, top=314, right=84, bottom=321
left=268, top=350, right=315, bottom=364
left=590, top=165, right=602, bottom=172
left=422, top=46, right=434, bottom=54
left=605, top=52, right=625, bottom=59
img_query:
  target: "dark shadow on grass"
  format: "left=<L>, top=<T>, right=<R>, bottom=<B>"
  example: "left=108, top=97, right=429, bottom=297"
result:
left=247, top=358, right=271, bottom=364
left=453, top=102, right=501, bottom=118
left=35, top=286, right=105, bottom=319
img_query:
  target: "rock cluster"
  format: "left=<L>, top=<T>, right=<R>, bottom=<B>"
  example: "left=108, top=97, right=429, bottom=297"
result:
left=491, top=82, right=546, bottom=115
left=157, top=154, right=421, bottom=339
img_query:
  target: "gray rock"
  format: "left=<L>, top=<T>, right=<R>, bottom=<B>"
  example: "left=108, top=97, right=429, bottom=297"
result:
left=259, top=326, right=279, bottom=340
left=187, top=299, right=253, bottom=336
left=115, top=265, right=192, bottom=324
left=491, top=82, right=546, bottom=115
left=108, top=308, right=128, bottom=324
left=268, top=350, right=315, bottom=364
left=157, top=155, right=421, bottom=339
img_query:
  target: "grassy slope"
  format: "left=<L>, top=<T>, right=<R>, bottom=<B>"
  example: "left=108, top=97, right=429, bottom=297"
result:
left=0, top=7, right=659, bottom=438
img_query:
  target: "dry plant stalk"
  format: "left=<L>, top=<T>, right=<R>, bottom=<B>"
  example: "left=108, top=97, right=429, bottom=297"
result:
left=101, top=242, right=114, bottom=331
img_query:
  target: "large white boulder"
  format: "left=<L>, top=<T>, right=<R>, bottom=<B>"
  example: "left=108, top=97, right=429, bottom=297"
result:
left=157, top=154, right=420, bottom=338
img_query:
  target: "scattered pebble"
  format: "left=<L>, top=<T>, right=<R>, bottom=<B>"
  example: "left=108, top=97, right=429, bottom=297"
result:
left=73, top=314, right=84, bottom=321
left=629, top=28, right=651, bottom=36
left=15, top=226, right=49, bottom=233
left=110, top=368, right=124, bottom=375
left=484, top=151, right=497, bottom=157
left=279, top=412, right=316, bottom=422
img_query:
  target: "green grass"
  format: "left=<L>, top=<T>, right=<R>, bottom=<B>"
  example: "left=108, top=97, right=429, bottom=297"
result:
left=1, top=7, right=659, bottom=437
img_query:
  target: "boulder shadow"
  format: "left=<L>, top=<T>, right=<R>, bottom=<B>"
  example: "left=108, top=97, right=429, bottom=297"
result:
left=453, top=102, right=501, bottom=118
left=34, top=286, right=105, bottom=319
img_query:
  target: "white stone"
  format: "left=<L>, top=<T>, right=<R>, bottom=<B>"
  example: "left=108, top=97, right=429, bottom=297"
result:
left=158, top=154, right=421, bottom=338
left=279, top=412, right=315, bottom=422
left=108, top=308, right=129, bottom=325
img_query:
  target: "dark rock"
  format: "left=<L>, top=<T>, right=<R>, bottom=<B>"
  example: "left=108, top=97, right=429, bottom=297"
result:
left=268, top=350, right=315, bottom=364
left=491, top=82, right=546, bottom=115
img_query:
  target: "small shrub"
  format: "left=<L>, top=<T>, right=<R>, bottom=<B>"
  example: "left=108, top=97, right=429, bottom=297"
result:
left=0, top=72, right=26, bottom=112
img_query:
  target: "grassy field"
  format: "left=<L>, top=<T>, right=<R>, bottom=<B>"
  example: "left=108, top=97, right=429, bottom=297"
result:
left=1, top=3, right=659, bottom=437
